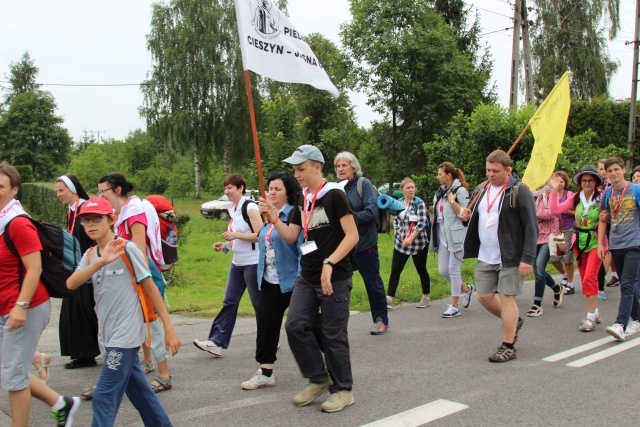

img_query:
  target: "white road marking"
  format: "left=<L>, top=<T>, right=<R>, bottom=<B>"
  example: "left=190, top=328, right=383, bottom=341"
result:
left=542, top=336, right=614, bottom=362
left=360, top=399, right=468, bottom=426
left=566, top=336, right=640, bottom=367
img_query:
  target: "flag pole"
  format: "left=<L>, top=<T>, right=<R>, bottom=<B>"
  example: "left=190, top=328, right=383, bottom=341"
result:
left=243, top=69, right=266, bottom=199
left=467, top=123, right=531, bottom=211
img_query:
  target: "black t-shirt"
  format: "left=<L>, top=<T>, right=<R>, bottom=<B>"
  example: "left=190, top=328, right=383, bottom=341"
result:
left=291, top=189, right=355, bottom=283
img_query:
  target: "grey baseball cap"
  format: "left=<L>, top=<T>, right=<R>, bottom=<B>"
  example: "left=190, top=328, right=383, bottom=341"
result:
left=283, top=145, right=325, bottom=165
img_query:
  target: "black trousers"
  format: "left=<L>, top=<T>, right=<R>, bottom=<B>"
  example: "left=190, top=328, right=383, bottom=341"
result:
left=387, top=246, right=431, bottom=297
left=255, top=279, right=292, bottom=364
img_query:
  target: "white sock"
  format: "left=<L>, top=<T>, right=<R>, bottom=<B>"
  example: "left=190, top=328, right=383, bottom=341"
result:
left=51, top=396, right=65, bottom=410
left=595, top=308, right=600, bottom=316
left=587, top=312, right=596, bottom=321
left=567, top=282, right=573, bottom=288
left=612, top=273, right=619, bottom=279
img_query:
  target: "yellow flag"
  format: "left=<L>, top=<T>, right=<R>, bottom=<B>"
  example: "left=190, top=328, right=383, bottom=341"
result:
left=522, top=71, right=571, bottom=190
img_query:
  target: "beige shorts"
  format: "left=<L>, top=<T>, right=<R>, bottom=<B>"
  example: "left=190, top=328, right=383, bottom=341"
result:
left=475, top=261, right=523, bottom=296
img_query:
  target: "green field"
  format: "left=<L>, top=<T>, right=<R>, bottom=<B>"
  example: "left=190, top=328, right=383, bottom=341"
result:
left=167, top=197, right=480, bottom=317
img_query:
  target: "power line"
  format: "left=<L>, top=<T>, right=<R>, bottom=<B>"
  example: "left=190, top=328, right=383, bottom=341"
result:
left=0, top=81, right=149, bottom=87
left=480, top=27, right=514, bottom=37
left=474, top=5, right=514, bottom=20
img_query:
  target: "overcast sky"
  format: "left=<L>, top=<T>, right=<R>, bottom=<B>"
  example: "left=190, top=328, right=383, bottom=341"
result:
left=1, top=0, right=638, bottom=142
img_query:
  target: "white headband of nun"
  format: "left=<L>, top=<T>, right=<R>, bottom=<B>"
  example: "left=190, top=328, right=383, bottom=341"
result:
left=57, top=175, right=77, bottom=194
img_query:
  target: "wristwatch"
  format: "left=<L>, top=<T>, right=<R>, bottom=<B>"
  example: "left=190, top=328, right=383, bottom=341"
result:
left=15, top=302, right=29, bottom=309
left=323, top=258, right=335, bottom=267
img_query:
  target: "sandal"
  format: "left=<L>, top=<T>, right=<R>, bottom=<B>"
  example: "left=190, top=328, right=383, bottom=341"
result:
left=579, top=318, right=596, bottom=332
left=553, top=285, right=563, bottom=307
left=526, top=305, right=543, bottom=317
left=35, top=353, right=51, bottom=383
left=151, top=376, right=173, bottom=393
left=141, top=361, right=155, bottom=374
left=81, top=385, right=96, bottom=400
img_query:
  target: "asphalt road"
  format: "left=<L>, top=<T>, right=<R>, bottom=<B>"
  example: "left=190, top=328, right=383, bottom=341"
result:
left=2, top=273, right=639, bottom=426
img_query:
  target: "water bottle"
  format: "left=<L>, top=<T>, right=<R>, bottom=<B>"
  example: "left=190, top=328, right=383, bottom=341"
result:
left=166, top=225, right=178, bottom=246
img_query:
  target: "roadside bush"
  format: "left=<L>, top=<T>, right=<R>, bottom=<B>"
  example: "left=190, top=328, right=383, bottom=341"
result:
left=19, top=183, right=67, bottom=224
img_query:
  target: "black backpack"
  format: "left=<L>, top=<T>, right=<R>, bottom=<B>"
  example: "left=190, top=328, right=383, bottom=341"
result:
left=356, top=177, right=389, bottom=233
left=240, top=199, right=260, bottom=250
left=4, top=215, right=81, bottom=298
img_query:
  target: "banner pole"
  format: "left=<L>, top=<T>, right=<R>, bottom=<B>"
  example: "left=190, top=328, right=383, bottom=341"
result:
left=243, top=69, right=266, bottom=200
left=467, top=123, right=532, bottom=211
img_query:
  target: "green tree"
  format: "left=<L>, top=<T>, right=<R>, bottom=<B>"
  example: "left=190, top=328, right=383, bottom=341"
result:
left=0, top=91, right=72, bottom=180
left=532, top=0, right=620, bottom=100
left=341, top=0, right=489, bottom=186
left=3, top=51, right=40, bottom=105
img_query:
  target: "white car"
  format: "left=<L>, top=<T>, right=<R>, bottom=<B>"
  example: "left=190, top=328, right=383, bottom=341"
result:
left=200, top=190, right=260, bottom=220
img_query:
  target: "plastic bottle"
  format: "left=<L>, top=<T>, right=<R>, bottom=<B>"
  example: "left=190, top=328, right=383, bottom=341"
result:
left=166, top=225, right=178, bottom=246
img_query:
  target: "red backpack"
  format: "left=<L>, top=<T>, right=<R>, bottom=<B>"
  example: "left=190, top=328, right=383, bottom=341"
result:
left=146, top=195, right=178, bottom=271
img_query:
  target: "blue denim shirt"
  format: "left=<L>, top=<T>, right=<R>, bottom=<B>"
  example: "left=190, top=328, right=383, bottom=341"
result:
left=344, top=176, right=379, bottom=253
left=256, top=204, right=302, bottom=293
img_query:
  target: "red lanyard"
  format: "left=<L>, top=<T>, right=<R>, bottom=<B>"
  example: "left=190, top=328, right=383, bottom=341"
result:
left=486, top=181, right=508, bottom=213
left=266, top=223, right=275, bottom=243
left=302, top=181, right=325, bottom=240
left=67, top=200, right=80, bottom=235
left=439, top=198, right=444, bottom=214
left=612, top=181, right=629, bottom=220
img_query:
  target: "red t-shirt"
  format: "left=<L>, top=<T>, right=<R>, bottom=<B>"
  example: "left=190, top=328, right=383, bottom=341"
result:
left=0, top=217, right=49, bottom=315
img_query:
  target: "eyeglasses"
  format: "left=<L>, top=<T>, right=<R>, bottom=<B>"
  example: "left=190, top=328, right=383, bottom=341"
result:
left=97, top=188, right=113, bottom=196
left=80, top=215, right=106, bottom=225
left=581, top=179, right=595, bottom=184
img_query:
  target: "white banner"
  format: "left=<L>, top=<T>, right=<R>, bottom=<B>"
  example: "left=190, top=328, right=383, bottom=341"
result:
left=234, top=0, right=339, bottom=98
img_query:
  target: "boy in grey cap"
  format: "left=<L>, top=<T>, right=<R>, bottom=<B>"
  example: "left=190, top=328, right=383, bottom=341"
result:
left=259, top=144, right=359, bottom=413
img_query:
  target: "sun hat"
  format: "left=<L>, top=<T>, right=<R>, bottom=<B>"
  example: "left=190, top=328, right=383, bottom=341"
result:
left=572, top=165, right=604, bottom=187
left=283, top=145, right=325, bottom=165
left=77, top=197, right=114, bottom=216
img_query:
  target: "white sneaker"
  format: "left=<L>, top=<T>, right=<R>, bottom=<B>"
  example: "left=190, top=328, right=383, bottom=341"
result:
left=386, top=296, right=393, bottom=309
left=462, top=284, right=474, bottom=308
left=193, top=339, right=222, bottom=356
left=441, top=304, right=461, bottom=318
left=626, top=320, right=640, bottom=335
left=605, top=323, right=626, bottom=341
left=241, top=369, right=276, bottom=390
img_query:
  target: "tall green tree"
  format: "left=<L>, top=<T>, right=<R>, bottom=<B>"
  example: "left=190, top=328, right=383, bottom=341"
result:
left=140, top=0, right=251, bottom=198
left=341, top=0, right=489, bottom=185
left=0, top=91, right=72, bottom=180
left=531, top=0, right=620, bottom=100
left=2, top=51, right=40, bottom=105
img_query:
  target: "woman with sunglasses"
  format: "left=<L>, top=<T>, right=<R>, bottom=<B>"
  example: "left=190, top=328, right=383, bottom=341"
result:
left=549, top=166, right=605, bottom=331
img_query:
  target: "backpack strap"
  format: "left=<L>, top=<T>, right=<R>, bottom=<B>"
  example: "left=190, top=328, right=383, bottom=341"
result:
left=241, top=199, right=258, bottom=250
left=4, top=215, right=35, bottom=286
left=356, top=177, right=364, bottom=200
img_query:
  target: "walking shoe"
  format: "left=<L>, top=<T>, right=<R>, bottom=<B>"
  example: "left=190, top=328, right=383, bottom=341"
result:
left=553, top=285, right=563, bottom=307
left=441, top=304, right=461, bottom=318
left=626, top=320, right=640, bottom=335
left=579, top=318, right=596, bottom=332
left=320, top=390, right=355, bottom=413
left=597, top=291, right=607, bottom=301
left=564, top=286, right=575, bottom=295
left=386, top=296, right=393, bottom=309
left=370, top=317, right=388, bottom=335
left=462, top=284, right=475, bottom=308
left=292, top=377, right=331, bottom=406
left=416, top=296, right=431, bottom=308
left=141, top=361, right=155, bottom=374
left=513, top=317, right=523, bottom=345
left=526, top=305, right=543, bottom=317
left=193, top=339, right=222, bottom=357
left=562, top=277, right=568, bottom=286
left=605, top=323, right=626, bottom=341
left=51, top=396, right=80, bottom=427
left=488, top=345, right=516, bottom=363
left=605, top=277, right=620, bottom=287
left=241, top=369, right=276, bottom=390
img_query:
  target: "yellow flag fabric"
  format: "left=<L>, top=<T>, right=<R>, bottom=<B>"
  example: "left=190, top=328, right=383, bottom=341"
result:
left=522, top=71, right=571, bottom=190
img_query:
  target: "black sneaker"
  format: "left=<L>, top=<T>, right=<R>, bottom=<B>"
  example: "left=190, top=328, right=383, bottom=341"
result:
left=605, top=277, right=620, bottom=287
left=488, top=345, right=517, bottom=363
left=51, top=396, right=80, bottom=427
left=564, top=286, right=576, bottom=295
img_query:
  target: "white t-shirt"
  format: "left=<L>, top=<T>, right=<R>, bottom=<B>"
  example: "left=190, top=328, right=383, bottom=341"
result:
left=478, top=184, right=504, bottom=264
left=229, top=197, right=260, bottom=266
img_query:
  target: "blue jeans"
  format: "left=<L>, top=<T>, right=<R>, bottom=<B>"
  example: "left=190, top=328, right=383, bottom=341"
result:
left=610, top=247, right=640, bottom=326
left=354, top=244, right=388, bottom=325
left=208, top=263, right=259, bottom=348
left=285, top=276, right=353, bottom=393
left=92, top=347, right=171, bottom=427
left=534, top=243, right=557, bottom=301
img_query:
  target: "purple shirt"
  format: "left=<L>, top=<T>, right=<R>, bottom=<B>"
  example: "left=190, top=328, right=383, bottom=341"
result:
left=558, top=190, right=575, bottom=229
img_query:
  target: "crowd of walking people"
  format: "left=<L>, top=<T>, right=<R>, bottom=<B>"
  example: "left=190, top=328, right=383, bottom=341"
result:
left=2, top=146, right=640, bottom=425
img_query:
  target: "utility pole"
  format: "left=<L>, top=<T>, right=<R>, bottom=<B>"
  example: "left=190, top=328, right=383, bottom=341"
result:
left=521, top=0, right=535, bottom=104
left=509, top=0, right=522, bottom=108
left=628, top=0, right=640, bottom=170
